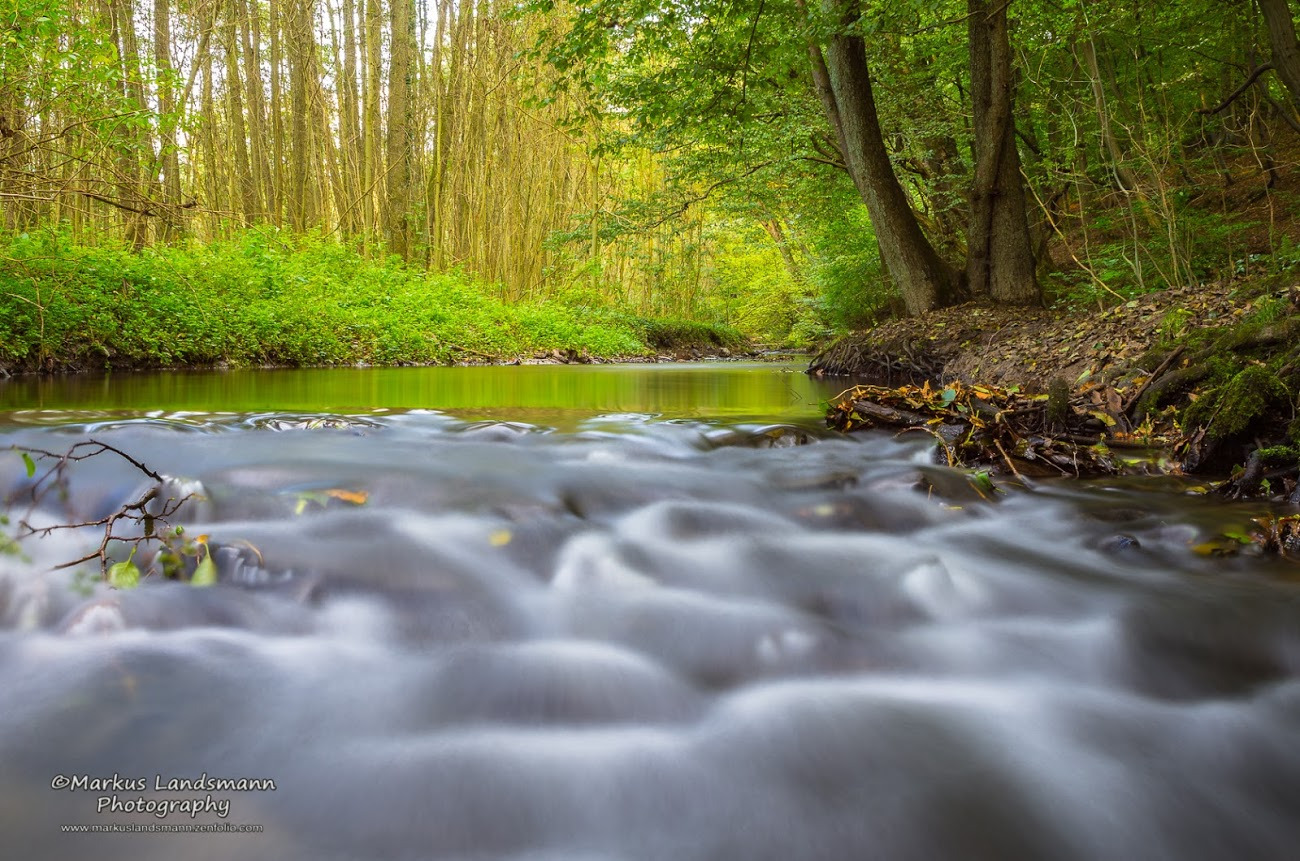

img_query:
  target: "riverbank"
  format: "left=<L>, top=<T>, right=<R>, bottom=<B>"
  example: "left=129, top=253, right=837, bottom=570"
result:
left=0, top=231, right=747, bottom=375
left=811, top=271, right=1300, bottom=498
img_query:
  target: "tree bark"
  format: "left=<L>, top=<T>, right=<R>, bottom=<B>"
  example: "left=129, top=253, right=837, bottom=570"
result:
left=337, top=0, right=365, bottom=234
left=286, top=0, right=313, bottom=230
left=966, top=0, right=1040, bottom=305
left=1260, top=0, right=1300, bottom=111
left=153, top=0, right=182, bottom=240
left=106, top=0, right=152, bottom=247
left=222, top=0, right=260, bottom=223
left=269, top=0, right=285, bottom=222
left=1079, top=34, right=1140, bottom=192
left=814, top=0, right=960, bottom=315
left=237, top=0, right=274, bottom=222
left=385, top=0, right=414, bottom=257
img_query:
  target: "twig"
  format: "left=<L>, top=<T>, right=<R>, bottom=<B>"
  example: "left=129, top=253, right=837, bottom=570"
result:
left=7, top=441, right=193, bottom=577
left=1121, top=345, right=1185, bottom=414
left=994, top=438, right=1023, bottom=480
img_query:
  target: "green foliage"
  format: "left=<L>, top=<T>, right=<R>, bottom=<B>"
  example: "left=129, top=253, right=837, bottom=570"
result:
left=1255, top=444, right=1299, bottom=466
left=1157, top=308, right=1195, bottom=344
left=191, top=544, right=217, bottom=587
left=629, top=317, right=746, bottom=352
left=805, top=205, right=894, bottom=332
left=107, top=547, right=141, bottom=590
left=0, top=514, right=22, bottom=559
left=1245, top=294, right=1288, bottom=326
left=0, top=228, right=740, bottom=370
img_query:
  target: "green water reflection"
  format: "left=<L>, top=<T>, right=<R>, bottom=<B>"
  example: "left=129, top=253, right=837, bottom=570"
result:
left=0, top=362, right=840, bottom=426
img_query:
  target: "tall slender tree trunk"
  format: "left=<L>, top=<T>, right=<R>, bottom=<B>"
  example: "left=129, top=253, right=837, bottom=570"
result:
left=223, top=0, right=260, bottom=223
left=1079, top=35, right=1140, bottom=191
left=197, top=0, right=223, bottom=237
left=153, top=0, right=182, bottom=240
left=237, top=0, right=274, bottom=220
left=385, top=0, right=414, bottom=257
left=966, top=0, right=1040, bottom=305
left=106, top=0, right=151, bottom=247
left=286, top=0, right=312, bottom=230
left=269, top=0, right=285, bottom=222
left=337, top=0, right=365, bottom=234
left=362, top=0, right=384, bottom=247
left=813, top=0, right=959, bottom=315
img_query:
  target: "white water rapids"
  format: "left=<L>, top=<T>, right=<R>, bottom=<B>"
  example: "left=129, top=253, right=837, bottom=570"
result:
left=1, top=404, right=1298, bottom=860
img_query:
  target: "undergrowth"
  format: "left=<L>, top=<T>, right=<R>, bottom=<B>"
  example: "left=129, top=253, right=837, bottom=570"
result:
left=0, top=229, right=744, bottom=371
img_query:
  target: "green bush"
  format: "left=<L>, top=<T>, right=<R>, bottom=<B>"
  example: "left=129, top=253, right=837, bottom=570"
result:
left=0, top=227, right=749, bottom=371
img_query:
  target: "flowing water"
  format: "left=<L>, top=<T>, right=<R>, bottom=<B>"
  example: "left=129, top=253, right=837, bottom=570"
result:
left=1, top=363, right=1298, bottom=860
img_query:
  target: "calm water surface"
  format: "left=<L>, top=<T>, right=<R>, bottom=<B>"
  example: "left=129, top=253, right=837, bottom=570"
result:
left=0, top=363, right=1297, bottom=860
left=0, top=362, right=838, bottom=427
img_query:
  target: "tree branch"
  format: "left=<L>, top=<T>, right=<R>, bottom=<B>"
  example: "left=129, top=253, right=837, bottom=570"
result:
left=1197, top=63, right=1276, bottom=115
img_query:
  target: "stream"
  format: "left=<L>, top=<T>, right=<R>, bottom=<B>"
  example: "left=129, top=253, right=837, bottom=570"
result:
left=1, top=362, right=1298, bottom=860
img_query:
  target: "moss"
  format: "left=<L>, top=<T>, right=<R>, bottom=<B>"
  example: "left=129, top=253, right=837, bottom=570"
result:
left=1184, top=365, right=1290, bottom=441
left=1046, top=377, right=1070, bottom=427
left=1255, top=444, right=1299, bottom=466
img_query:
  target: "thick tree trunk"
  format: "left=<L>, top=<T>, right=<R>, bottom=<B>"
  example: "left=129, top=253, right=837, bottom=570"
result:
left=967, top=0, right=1040, bottom=305
left=1260, top=0, right=1300, bottom=110
left=814, top=0, right=959, bottom=316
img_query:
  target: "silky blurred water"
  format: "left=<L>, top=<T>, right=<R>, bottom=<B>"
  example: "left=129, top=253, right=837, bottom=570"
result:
left=0, top=364, right=1297, bottom=860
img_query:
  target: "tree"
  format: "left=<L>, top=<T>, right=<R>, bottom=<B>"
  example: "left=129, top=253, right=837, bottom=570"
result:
left=1260, top=0, right=1300, bottom=112
left=966, top=0, right=1039, bottom=305
left=538, top=0, right=1044, bottom=315
left=805, top=0, right=961, bottom=314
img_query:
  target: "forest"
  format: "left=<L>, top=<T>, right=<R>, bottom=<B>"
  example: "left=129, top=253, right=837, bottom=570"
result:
left=1, top=0, right=1300, bottom=365
left=7, top=4, right=1300, bottom=855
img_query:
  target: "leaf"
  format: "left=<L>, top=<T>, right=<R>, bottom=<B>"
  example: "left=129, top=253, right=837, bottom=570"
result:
left=21, top=451, right=35, bottom=478
left=940, top=388, right=957, bottom=405
left=324, top=488, right=369, bottom=505
left=191, top=546, right=217, bottom=587
left=108, top=547, right=140, bottom=590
